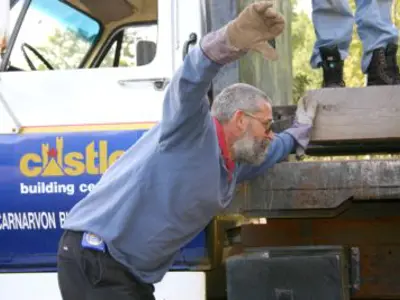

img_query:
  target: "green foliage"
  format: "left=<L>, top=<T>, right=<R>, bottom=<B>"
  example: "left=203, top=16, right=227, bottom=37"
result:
left=291, top=8, right=320, bottom=102
left=291, top=0, right=400, bottom=103
left=36, top=28, right=92, bottom=70
left=291, top=0, right=400, bottom=160
left=35, top=28, right=137, bottom=70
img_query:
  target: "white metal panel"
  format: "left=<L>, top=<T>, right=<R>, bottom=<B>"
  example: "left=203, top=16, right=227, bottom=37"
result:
left=0, top=271, right=206, bottom=300
left=154, top=271, right=206, bottom=300
left=0, top=67, right=167, bottom=130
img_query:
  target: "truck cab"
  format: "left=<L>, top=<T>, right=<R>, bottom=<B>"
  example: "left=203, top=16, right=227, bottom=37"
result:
left=0, top=0, right=193, bottom=133
left=0, top=0, right=212, bottom=299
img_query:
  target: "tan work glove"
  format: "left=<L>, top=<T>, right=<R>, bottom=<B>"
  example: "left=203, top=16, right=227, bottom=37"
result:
left=226, top=1, right=285, bottom=60
left=295, top=94, right=318, bottom=126
left=293, top=94, right=318, bottom=160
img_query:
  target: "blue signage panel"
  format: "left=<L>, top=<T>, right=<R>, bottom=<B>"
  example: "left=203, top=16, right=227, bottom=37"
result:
left=0, top=129, right=208, bottom=272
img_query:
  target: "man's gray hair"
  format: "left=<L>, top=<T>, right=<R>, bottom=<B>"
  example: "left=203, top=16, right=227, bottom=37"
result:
left=210, top=83, right=271, bottom=123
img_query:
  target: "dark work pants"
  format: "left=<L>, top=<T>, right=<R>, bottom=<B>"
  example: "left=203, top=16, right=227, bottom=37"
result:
left=57, top=230, right=155, bottom=300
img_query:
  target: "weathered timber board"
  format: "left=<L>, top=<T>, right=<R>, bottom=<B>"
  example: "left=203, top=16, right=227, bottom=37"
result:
left=227, top=159, right=400, bottom=216
left=272, top=105, right=400, bottom=155
left=309, top=86, right=400, bottom=142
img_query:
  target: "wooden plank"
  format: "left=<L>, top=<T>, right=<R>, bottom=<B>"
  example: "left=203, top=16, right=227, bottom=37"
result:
left=271, top=104, right=400, bottom=155
left=310, top=86, right=400, bottom=143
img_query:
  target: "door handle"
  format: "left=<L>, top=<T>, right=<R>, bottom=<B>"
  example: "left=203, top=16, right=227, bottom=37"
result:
left=182, top=33, right=197, bottom=60
left=118, top=77, right=170, bottom=91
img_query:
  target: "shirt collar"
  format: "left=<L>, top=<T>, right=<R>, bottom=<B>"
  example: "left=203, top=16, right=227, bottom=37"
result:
left=213, top=117, right=235, bottom=180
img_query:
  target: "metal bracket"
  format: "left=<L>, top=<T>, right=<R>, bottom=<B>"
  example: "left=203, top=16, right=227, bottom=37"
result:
left=350, top=247, right=361, bottom=293
left=182, top=33, right=197, bottom=60
left=117, top=77, right=170, bottom=91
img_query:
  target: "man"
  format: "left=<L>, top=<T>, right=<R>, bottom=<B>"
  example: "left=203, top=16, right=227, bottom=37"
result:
left=57, top=2, right=317, bottom=299
left=310, top=0, right=400, bottom=87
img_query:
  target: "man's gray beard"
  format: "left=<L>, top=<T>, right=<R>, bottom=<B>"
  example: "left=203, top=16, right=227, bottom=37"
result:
left=232, top=132, right=270, bottom=165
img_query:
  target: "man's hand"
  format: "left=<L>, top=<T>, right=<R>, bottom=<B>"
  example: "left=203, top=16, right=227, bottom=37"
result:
left=295, top=94, right=318, bottom=126
left=226, top=1, right=285, bottom=60
left=293, top=93, right=318, bottom=159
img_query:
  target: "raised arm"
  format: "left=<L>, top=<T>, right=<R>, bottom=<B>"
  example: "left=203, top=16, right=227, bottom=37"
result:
left=159, top=1, right=285, bottom=145
left=158, top=28, right=243, bottom=144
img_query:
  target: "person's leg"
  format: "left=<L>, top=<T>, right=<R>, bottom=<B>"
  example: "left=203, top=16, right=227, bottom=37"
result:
left=57, top=230, right=155, bottom=300
left=355, top=0, right=400, bottom=84
left=85, top=248, right=156, bottom=300
left=310, top=0, right=354, bottom=87
left=57, top=231, right=88, bottom=300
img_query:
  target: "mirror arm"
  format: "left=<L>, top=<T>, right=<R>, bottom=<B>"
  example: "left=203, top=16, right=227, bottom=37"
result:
left=0, top=0, right=32, bottom=71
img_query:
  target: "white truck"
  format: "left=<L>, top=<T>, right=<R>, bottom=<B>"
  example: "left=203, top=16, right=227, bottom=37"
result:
left=0, top=0, right=293, bottom=299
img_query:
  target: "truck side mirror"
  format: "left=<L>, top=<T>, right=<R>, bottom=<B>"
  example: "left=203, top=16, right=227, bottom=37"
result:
left=0, top=0, right=10, bottom=58
left=136, top=40, right=156, bottom=67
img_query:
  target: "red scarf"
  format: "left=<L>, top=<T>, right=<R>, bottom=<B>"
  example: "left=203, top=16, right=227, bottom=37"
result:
left=213, top=117, right=235, bottom=181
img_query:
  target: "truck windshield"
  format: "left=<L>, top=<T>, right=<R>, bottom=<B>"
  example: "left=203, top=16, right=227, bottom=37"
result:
left=9, top=0, right=101, bottom=70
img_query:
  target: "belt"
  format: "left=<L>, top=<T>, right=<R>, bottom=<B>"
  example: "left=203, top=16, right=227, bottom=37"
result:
left=81, top=231, right=107, bottom=252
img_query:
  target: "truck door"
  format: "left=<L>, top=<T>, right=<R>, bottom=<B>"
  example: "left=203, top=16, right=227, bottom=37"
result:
left=0, top=0, right=210, bottom=279
left=0, top=0, right=173, bottom=131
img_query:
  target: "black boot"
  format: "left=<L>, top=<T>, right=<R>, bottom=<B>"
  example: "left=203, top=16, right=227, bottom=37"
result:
left=318, top=46, right=346, bottom=88
left=366, top=47, right=395, bottom=86
left=385, top=43, right=400, bottom=84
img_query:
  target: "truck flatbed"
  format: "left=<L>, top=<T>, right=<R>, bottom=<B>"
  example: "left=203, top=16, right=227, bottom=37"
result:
left=223, top=85, right=400, bottom=298
left=229, top=159, right=400, bottom=218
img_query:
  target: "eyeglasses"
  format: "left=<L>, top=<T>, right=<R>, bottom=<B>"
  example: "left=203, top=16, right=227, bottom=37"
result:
left=241, top=111, right=274, bottom=133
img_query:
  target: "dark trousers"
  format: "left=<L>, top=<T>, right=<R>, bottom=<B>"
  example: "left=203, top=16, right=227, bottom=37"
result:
left=57, top=230, right=155, bottom=300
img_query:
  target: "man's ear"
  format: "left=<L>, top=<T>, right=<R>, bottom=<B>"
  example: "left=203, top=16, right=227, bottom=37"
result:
left=232, top=110, right=246, bottom=132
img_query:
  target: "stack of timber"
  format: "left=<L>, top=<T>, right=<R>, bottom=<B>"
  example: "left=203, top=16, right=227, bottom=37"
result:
left=272, top=85, right=400, bottom=155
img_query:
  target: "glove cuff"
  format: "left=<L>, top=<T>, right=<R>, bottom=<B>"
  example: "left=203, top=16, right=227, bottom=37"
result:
left=284, top=120, right=312, bottom=149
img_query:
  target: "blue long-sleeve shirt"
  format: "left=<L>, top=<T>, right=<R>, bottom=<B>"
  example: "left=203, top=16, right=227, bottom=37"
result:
left=62, top=33, right=302, bottom=284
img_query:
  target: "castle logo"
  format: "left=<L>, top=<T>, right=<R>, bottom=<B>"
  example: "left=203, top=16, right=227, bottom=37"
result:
left=19, top=137, right=124, bottom=177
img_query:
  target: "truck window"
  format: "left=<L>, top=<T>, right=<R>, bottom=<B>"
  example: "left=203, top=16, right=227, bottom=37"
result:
left=9, top=0, right=101, bottom=71
left=97, top=24, right=158, bottom=68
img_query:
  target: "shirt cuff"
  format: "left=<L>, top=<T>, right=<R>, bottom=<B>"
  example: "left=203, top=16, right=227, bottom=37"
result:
left=284, top=121, right=312, bottom=149
left=199, top=25, right=246, bottom=65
